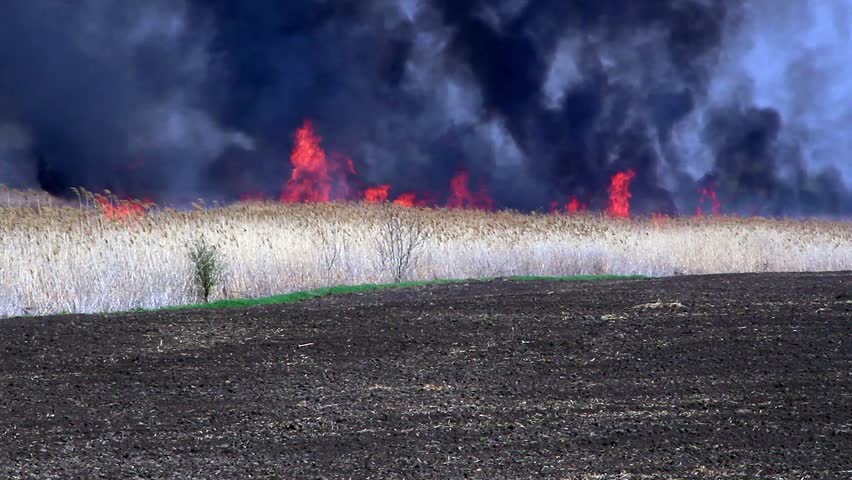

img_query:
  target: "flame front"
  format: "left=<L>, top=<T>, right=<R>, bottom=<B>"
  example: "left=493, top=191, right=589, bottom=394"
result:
left=606, top=169, right=636, bottom=218
left=363, top=184, right=391, bottom=203
left=446, top=170, right=494, bottom=211
left=264, top=121, right=691, bottom=216
left=96, top=197, right=151, bottom=221
left=280, top=121, right=353, bottom=203
left=393, top=192, right=418, bottom=207
left=566, top=196, right=587, bottom=214
left=551, top=196, right=588, bottom=215
left=696, top=185, right=721, bottom=217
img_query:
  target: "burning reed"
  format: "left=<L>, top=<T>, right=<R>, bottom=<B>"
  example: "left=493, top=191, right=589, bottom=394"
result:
left=1, top=197, right=850, bottom=317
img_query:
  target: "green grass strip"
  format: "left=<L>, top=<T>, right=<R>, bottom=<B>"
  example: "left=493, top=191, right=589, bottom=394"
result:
left=163, top=275, right=644, bottom=312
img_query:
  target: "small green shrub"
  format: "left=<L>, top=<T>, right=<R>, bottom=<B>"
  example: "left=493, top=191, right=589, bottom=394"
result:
left=188, top=237, right=225, bottom=303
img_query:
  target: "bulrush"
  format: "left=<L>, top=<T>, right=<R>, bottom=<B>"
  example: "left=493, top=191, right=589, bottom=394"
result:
left=0, top=191, right=850, bottom=317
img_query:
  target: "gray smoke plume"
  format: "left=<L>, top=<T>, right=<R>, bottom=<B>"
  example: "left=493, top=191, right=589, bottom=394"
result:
left=0, top=0, right=849, bottom=215
left=0, top=1, right=251, bottom=197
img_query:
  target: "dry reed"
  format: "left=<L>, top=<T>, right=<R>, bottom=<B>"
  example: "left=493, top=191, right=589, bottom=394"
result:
left=1, top=189, right=850, bottom=317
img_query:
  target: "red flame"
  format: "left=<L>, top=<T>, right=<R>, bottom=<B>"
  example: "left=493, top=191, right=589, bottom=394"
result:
left=96, top=196, right=151, bottom=221
left=445, top=170, right=494, bottom=210
left=550, top=196, right=588, bottom=215
left=363, top=184, right=391, bottom=203
left=393, top=192, right=417, bottom=207
left=280, top=121, right=355, bottom=203
left=393, top=192, right=435, bottom=208
left=696, top=185, right=721, bottom=217
left=606, top=169, right=636, bottom=218
left=566, top=196, right=587, bottom=214
left=269, top=121, right=649, bottom=215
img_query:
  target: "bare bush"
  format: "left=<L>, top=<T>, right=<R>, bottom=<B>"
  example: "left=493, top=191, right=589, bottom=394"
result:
left=374, top=206, right=431, bottom=282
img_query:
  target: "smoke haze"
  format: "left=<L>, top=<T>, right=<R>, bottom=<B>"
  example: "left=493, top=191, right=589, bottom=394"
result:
left=0, top=0, right=850, bottom=215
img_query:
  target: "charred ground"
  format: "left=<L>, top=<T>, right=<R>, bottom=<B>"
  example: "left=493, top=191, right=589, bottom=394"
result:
left=1, top=273, right=850, bottom=479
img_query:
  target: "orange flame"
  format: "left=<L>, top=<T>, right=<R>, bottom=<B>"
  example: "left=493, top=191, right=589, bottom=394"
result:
left=445, top=170, right=494, bottom=210
left=606, top=169, right=636, bottom=218
left=270, top=121, right=648, bottom=214
left=566, top=196, right=587, bottom=214
left=696, top=185, right=721, bottom=217
left=393, top=192, right=417, bottom=207
left=550, top=196, right=588, bottom=215
left=96, top=196, right=151, bottom=221
left=280, top=121, right=355, bottom=203
left=280, top=121, right=329, bottom=202
left=363, top=184, right=391, bottom=203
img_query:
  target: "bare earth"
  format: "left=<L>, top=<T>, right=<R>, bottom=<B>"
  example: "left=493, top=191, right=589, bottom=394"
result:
left=1, top=273, right=850, bottom=479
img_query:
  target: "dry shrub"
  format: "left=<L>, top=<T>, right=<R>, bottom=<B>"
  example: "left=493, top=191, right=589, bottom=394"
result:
left=374, top=205, right=431, bottom=282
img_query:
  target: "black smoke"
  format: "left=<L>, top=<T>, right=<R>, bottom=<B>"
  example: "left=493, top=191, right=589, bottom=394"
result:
left=0, top=0, right=849, bottom=215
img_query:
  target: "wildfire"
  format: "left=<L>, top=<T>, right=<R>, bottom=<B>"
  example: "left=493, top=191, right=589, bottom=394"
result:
left=266, top=120, right=659, bottom=216
left=606, top=169, right=636, bottom=219
left=280, top=121, right=355, bottom=203
left=393, top=192, right=418, bottom=207
left=445, top=170, right=495, bottom=211
left=363, top=184, right=391, bottom=203
left=96, top=196, right=152, bottom=221
left=566, top=196, right=587, bottom=214
left=550, top=196, right=588, bottom=215
left=696, top=185, right=721, bottom=217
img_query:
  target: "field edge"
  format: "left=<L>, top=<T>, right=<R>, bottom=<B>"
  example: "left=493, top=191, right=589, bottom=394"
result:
left=160, top=274, right=646, bottom=313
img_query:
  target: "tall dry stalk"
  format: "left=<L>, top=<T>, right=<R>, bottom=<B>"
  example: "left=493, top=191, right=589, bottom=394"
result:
left=0, top=189, right=850, bottom=317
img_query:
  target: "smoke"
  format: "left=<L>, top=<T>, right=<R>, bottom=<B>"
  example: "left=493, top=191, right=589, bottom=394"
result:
left=0, top=0, right=849, bottom=215
left=0, top=0, right=250, bottom=196
left=675, top=0, right=852, bottom=215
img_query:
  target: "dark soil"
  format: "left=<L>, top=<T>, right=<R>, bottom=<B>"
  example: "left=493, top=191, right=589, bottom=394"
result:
left=1, top=273, right=850, bottom=479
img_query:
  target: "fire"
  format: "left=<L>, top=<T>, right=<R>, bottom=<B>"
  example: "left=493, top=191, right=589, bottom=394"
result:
left=696, top=185, right=721, bottom=217
left=270, top=121, right=650, bottom=215
left=606, top=169, right=636, bottom=219
left=96, top=196, right=151, bottom=221
left=445, top=170, right=494, bottom=211
left=566, top=196, right=587, bottom=214
left=393, top=192, right=417, bottom=207
left=550, top=196, right=587, bottom=215
left=393, top=192, right=435, bottom=208
left=280, top=121, right=355, bottom=203
left=363, top=184, right=391, bottom=203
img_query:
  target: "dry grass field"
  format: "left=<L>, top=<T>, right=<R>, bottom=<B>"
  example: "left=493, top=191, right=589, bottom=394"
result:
left=1, top=188, right=850, bottom=317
